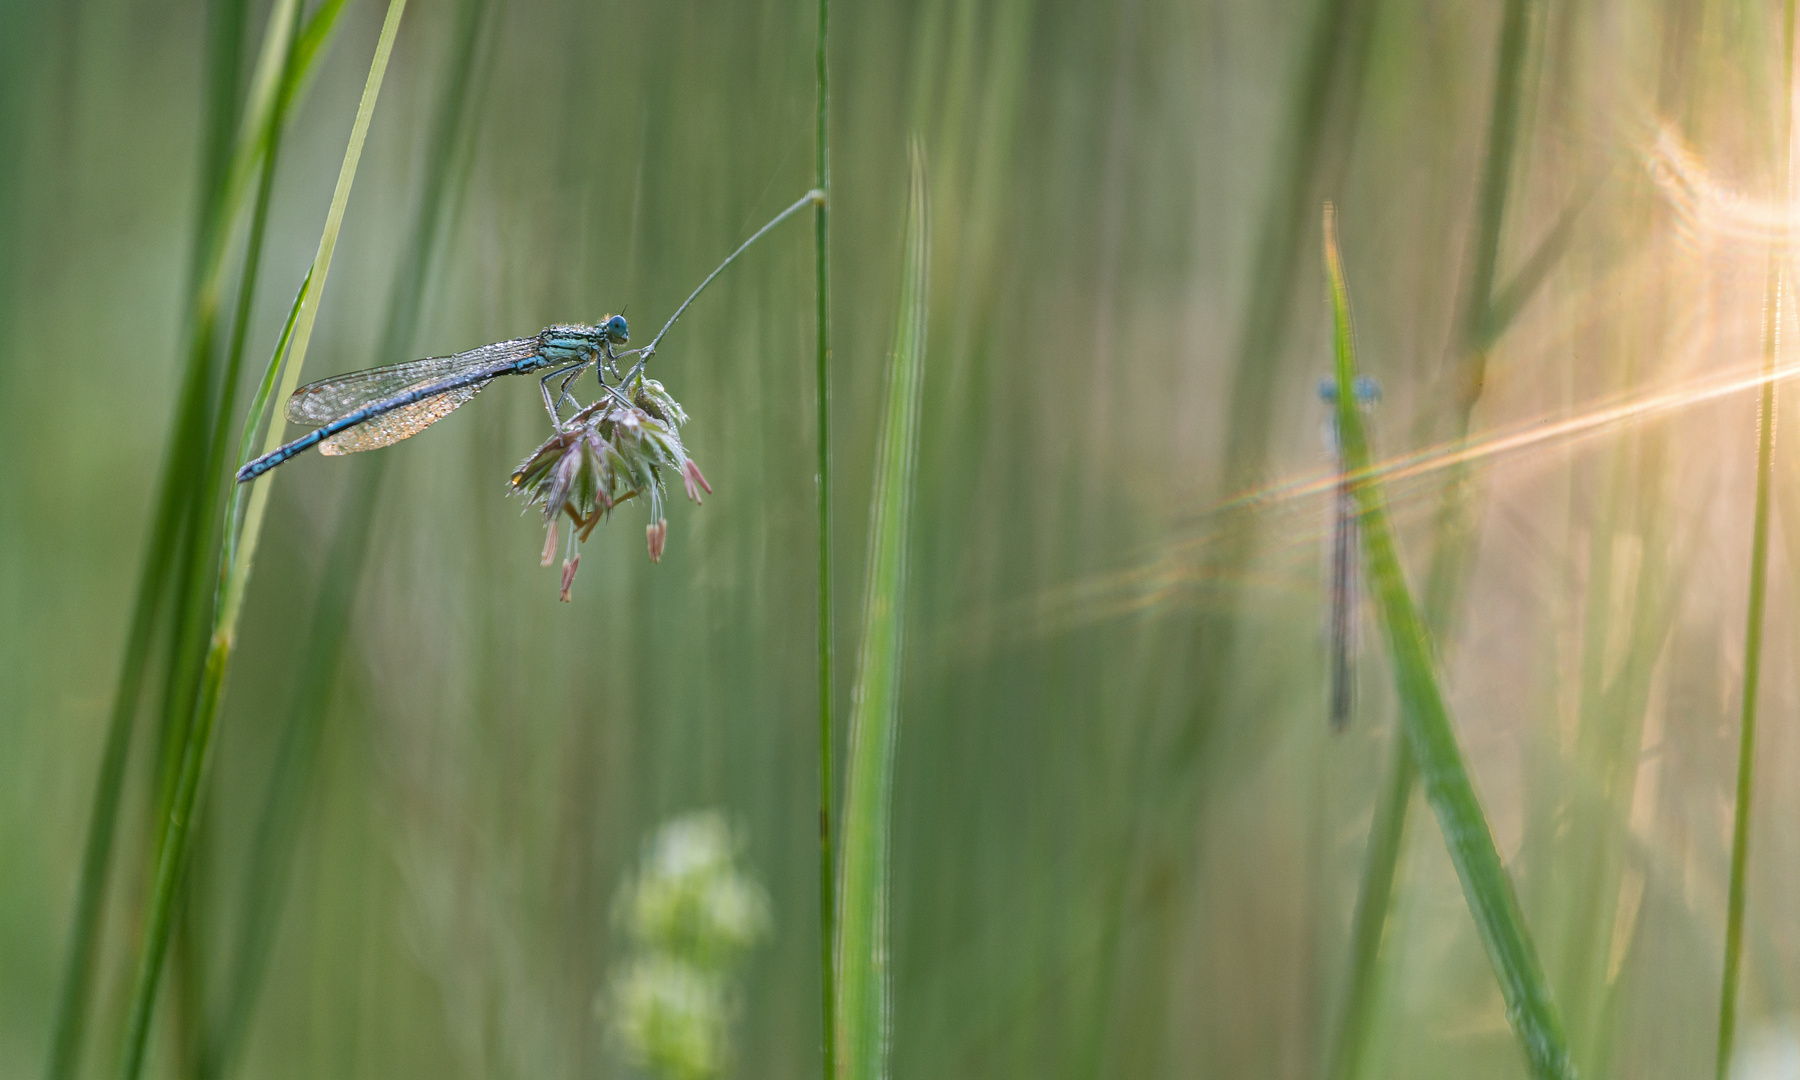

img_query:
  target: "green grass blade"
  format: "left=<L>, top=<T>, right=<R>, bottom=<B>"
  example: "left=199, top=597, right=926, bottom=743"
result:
left=43, top=0, right=260, bottom=1071
left=1327, top=7, right=1539, bottom=1072
left=1324, top=205, right=1572, bottom=1080
left=46, top=0, right=356, bottom=1066
left=203, top=0, right=350, bottom=298
left=150, top=0, right=306, bottom=927
left=1478, top=169, right=1605, bottom=351
left=203, top=6, right=489, bottom=1072
left=154, top=0, right=308, bottom=1056
left=112, top=6, right=409, bottom=1078
left=815, top=0, right=836, bottom=1071
left=1327, top=734, right=1416, bottom=1080
left=1218, top=0, right=1369, bottom=492
left=1456, top=0, right=1532, bottom=366
left=145, top=0, right=353, bottom=857
left=227, top=269, right=309, bottom=570
left=836, top=143, right=928, bottom=1080
left=1716, top=13, right=1795, bottom=1076
left=1716, top=90, right=1791, bottom=1080
left=1717, top=318, right=1775, bottom=1078
left=43, top=440, right=188, bottom=1080
left=229, top=0, right=406, bottom=604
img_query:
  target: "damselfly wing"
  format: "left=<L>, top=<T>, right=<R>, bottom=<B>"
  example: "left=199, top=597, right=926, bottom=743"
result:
left=286, top=337, right=540, bottom=454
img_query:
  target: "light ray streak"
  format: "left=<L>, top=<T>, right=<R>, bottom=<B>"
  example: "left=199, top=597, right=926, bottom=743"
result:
left=1208, top=352, right=1800, bottom=522
left=940, top=348, right=1800, bottom=653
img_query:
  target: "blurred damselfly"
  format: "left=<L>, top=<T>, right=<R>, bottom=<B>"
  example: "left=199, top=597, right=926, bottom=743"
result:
left=1319, top=373, right=1380, bottom=731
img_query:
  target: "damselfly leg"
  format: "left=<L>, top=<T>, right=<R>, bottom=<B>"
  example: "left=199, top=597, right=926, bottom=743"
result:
left=541, top=362, right=587, bottom=429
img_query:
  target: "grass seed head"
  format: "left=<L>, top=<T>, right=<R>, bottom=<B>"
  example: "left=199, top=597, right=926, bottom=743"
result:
left=508, top=378, right=707, bottom=595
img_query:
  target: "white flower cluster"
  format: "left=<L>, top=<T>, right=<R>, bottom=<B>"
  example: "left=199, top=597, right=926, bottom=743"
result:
left=606, top=811, right=770, bottom=1080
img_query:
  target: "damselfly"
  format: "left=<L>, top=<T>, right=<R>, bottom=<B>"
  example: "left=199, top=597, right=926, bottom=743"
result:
left=1319, top=373, right=1380, bottom=731
left=236, top=189, right=825, bottom=485
left=236, top=316, right=632, bottom=482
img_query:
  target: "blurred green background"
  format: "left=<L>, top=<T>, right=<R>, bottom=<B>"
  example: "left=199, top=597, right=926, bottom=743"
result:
left=5, top=0, right=1800, bottom=1077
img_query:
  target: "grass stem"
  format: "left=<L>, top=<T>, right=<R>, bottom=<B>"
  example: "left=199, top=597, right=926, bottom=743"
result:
left=44, top=1, right=297, bottom=1073
left=1716, top=10, right=1793, bottom=1066
left=1326, top=205, right=1572, bottom=1080
left=201, top=6, right=488, bottom=1071
left=816, top=0, right=835, bottom=1072
left=836, top=143, right=927, bottom=1080
left=111, top=6, right=408, bottom=1077
left=1716, top=251, right=1779, bottom=1080
left=1327, top=6, right=1536, bottom=1073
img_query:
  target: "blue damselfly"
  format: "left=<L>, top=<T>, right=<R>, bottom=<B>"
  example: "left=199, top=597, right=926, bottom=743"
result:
left=1319, top=373, right=1380, bottom=731
left=236, top=189, right=824, bottom=484
left=236, top=317, right=632, bottom=482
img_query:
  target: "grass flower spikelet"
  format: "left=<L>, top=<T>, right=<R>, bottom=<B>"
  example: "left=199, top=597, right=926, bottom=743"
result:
left=509, top=377, right=707, bottom=596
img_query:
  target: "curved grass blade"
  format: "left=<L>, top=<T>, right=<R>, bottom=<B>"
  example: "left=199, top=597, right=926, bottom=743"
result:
left=1717, top=49, right=1791, bottom=1080
left=816, top=0, right=836, bottom=1067
left=836, top=142, right=928, bottom=1080
left=226, top=269, right=309, bottom=572
left=44, top=0, right=328, bottom=1074
left=1324, top=204, right=1573, bottom=1080
left=203, top=5, right=492, bottom=1074
left=113, top=6, right=410, bottom=1078
left=1327, top=3, right=1540, bottom=1071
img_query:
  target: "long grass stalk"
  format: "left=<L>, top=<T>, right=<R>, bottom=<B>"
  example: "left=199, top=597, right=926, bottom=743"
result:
left=151, top=0, right=347, bottom=850
left=161, top=0, right=313, bottom=1060
left=145, top=1, right=254, bottom=1040
left=814, top=0, right=835, bottom=1071
left=1089, top=0, right=1375, bottom=1065
left=183, top=0, right=352, bottom=671
left=44, top=1, right=313, bottom=1074
left=1455, top=0, right=1532, bottom=389
left=1167, top=0, right=1376, bottom=781
left=1716, top=269, right=1778, bottom=1078
left=150, top=0, right=251, bottom=782
left=1327, top=6, right=1535, bottom=1075
left=1716, top=13, right=1794, bottom=1073
left=836, top=143, right=927, bottom=1080
left=46, top=416, right=196, bottom=1080
left=1072, top=8, right=1377, bottom=1063
left=201, top=5, right=489, bottom=1072
left=1216, top=0, right=1365, bottom=492
left=112, top=7, right=408, bottom=1078
left=1324, top=205, right=1572, bottom=1080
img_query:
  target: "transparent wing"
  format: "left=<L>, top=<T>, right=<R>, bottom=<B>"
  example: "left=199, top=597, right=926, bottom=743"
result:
left=287, top=337, right=539, bottom=425
left=318, top=380, right=495, bottom=456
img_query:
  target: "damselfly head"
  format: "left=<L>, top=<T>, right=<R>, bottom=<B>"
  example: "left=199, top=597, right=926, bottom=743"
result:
left=1353, top=374, right=1381, bottom=407
left=1317, top=374, right=1382, bottom=409
left=603, top=314, right=630, bottom=345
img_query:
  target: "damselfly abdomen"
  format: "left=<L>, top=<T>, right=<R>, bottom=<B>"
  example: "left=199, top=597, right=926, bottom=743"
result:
left=1319, top=373, right=1380, bottom=732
